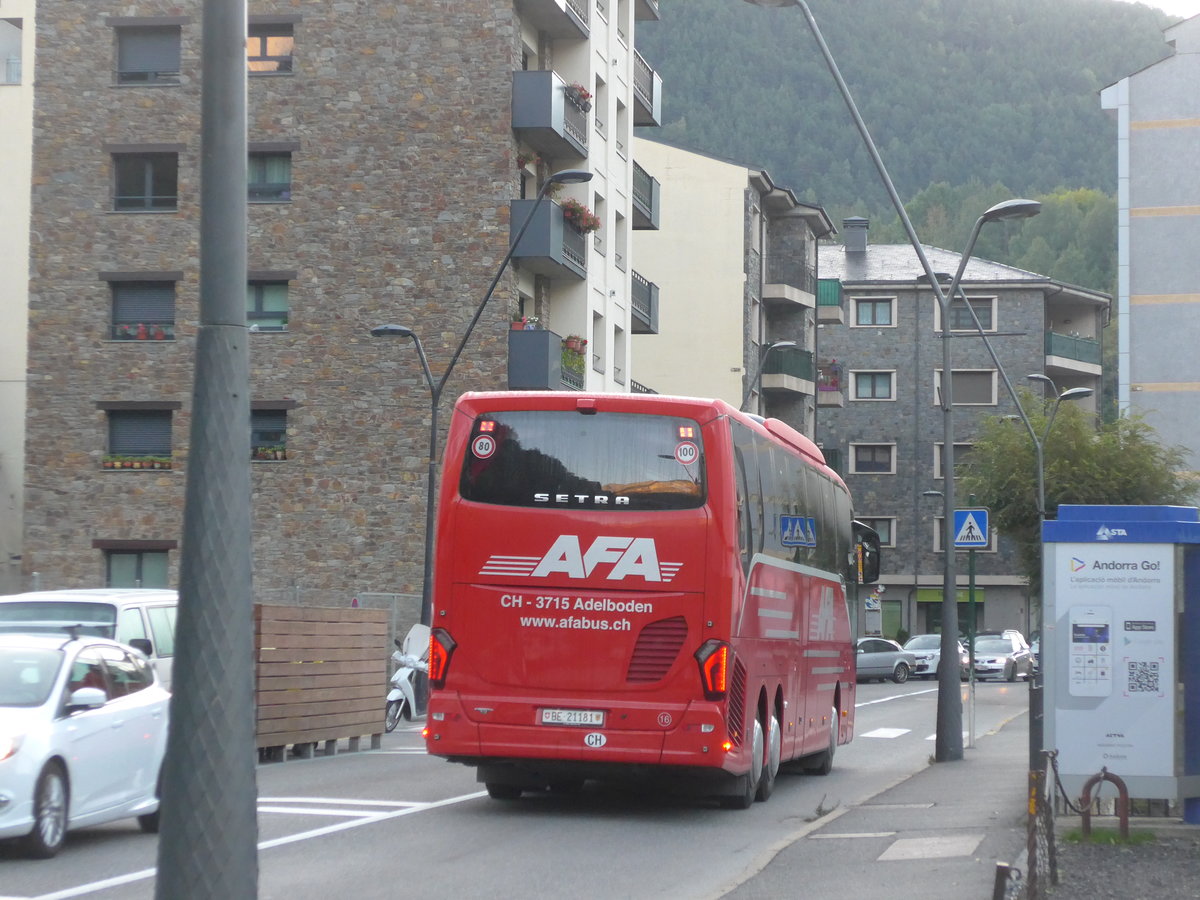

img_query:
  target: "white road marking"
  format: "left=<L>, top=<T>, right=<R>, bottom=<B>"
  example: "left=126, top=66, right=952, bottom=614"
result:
left=859, top=727, right=911, bottom=739
left=809, top=831, right=896, bottom=839
left=24, top=791, right=489, bottom=900
left=854, top=688, right=937, bottom=708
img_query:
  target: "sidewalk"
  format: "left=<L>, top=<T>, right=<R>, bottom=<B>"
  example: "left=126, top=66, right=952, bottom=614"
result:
left=726, top=713, right=1032, bottom=899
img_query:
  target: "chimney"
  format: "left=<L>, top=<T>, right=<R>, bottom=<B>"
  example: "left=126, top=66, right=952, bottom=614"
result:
left=843, top=216, right=869, bottom=253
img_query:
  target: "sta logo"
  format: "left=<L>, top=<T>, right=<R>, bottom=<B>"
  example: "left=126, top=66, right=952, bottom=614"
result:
left=478, top=535, right=683, bottom=582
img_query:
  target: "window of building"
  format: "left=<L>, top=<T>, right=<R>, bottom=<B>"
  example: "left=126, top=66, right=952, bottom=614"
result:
left=248, top=152, right=292, bottom=202
left=934, top=442, right=975, bottom=480
left=851, top=370, right=894, bottom=400
left=247, top=23, right=293, bottom=74
left=108, top=409, right=172, bottom=458
left=247, top=281, right=289, bottom=331
left=113, top=153, right=178, bottom=211
left=935, top=369, right=997, bottom=406
left=859, top=517, right=896, bottom=548
left=2, top=18, right=23, bottom=85
left=933, top=516, right=997, bottom=553
left=849, top=443, right=895, bottom=475
left=944, top=296, right=996, bottom=332
left=116, top=26, right=181, bottom=84
left=106, top=549, right=170, bottom=588
left=109, top=281, right=175, bottom=340
left=853, top=297, right=894, bottom=327
left=251, top=409, right=288, bottom=460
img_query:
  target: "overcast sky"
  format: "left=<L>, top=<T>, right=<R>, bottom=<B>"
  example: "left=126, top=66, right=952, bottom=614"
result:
left=1113, top=0, right=1200, bottom=17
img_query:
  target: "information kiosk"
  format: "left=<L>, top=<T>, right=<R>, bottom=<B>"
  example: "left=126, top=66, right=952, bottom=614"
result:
left=1043, top=505, right=1200, bottom=822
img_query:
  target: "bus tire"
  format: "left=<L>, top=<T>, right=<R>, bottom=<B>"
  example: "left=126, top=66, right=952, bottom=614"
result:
left=485, top=782, right=522, bottom=800
left=756, top=714, right=781, bottom=803
left=805, top=708, right=837, bottom=776
left=721, top=718, right=762, bottom=810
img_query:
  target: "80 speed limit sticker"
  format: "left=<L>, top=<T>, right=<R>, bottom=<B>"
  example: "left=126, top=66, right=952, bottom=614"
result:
left=472, top=434, right=497, bottom=459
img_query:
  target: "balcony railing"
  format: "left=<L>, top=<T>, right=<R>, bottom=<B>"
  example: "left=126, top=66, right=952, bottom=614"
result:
left=631, top=270, right=659, bottom=334
left=632, top=49, right=662, bottom=127
left=632, top=161, right=661, bottom=230
left=511, top=70, right=588, bottom=160
left=817, top=361, right=842, bottom=392
left=765, top=260, right=817, bottom=295
left=510, top=199, right=587, bottom=281
left=762, top=345, right=815, bottom=385
left=1045, top=331, right=1101, bottom=365
left=816, top=278, right=844, bottom=324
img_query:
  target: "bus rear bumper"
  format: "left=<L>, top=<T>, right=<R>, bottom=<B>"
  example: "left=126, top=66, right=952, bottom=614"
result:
left=425, top=692, right=742, bottom=777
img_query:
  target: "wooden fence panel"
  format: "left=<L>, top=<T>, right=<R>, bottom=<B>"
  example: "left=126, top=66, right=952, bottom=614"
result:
left=254, top=605, right=388, bottom=752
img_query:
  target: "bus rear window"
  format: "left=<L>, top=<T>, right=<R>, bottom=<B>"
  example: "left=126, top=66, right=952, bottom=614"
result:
left=459, top=411, right=705, bottom=510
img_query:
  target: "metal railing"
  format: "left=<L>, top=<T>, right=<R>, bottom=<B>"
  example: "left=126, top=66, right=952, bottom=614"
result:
left=1044, top=331, right=1101, bottom=365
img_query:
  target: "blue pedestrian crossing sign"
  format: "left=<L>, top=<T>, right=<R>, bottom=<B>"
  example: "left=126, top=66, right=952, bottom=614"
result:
left=953, top=508, right=990, bottom=548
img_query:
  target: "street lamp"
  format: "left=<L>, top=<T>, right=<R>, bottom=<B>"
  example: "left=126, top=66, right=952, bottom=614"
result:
left=740, top=340, right=798, bottom=411
left=371, top=168, right=592, bottom=633
left=1015, top=373, right=1093, bottom=768
left=743, top=0, right=1046, bottom=763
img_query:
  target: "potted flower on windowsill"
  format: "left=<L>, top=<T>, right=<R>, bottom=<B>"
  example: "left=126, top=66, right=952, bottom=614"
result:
left=560, top=198, right=601, bottom=234
left=561, top=343, right=586, bottom=375
left=564, top=82, right=592, bottom=112
left=563, top=334, right=587, bottom=353
left=511, top=314, right=539, bottom=331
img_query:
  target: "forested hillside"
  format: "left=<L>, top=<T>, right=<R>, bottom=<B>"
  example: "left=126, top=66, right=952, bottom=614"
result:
left=636, top=0, right=1173, bottom=239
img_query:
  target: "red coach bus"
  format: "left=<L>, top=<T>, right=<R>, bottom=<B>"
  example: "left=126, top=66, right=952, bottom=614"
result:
left=423, top=391, right=879, bottom=808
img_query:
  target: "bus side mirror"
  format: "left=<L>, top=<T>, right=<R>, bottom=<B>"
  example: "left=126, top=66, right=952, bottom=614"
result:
left=852, top=520, right=881, bottom=585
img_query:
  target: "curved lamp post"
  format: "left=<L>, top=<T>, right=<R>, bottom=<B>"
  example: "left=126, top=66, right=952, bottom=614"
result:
left=1018, top=373, right=1093, bottom=768
left=744, top=0, right=1046, bottom=763
left=371, top=168, right=592, bottom=637
left=740, top=340, right=798, bottom=412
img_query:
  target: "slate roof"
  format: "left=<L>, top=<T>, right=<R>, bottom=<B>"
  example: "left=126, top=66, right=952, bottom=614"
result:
left=817, top=241, right=1049, bottom=285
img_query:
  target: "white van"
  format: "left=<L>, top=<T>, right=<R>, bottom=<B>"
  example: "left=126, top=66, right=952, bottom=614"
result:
left=0, top=589, right=177, bottom=689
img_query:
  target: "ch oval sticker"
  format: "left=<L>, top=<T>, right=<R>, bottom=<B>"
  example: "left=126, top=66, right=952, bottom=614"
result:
left=584, top=732, right=607, bottom=748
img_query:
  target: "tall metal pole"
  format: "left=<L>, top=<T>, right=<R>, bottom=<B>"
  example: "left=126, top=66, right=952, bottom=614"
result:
left=156, top=0, right=257, bottom=896
left=744, top=0, right=964, bottom=759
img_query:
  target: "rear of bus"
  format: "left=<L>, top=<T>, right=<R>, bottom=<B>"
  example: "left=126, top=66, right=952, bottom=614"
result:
left=424, top=392, right=750, bottom=801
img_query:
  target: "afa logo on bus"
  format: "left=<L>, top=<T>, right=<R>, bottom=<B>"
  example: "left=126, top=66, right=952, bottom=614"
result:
left=479, top=535, right=684, bottom=583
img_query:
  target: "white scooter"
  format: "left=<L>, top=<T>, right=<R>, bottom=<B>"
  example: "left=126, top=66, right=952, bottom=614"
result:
left=385, top=623, right=430, bottom=732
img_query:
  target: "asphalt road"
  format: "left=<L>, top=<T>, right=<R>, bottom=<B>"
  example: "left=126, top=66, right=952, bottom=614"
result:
left=0, top=678, right=1031, bottom=900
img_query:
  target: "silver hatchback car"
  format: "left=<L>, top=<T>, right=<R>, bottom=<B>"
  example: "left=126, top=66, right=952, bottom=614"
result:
left=972, top=634, right=1034, bottom=682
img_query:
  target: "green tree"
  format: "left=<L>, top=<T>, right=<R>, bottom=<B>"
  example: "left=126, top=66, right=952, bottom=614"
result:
left=960, top=392, right=1196, bottom=592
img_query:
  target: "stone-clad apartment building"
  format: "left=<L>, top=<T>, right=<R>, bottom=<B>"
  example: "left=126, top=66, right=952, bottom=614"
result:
left=22, top=0, right=662, bottom=618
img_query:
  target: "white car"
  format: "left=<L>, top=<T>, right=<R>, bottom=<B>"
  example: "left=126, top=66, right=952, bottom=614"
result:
left=0, top=589, right=177, bottom=690
left=0, top=632, right=169, bottom=858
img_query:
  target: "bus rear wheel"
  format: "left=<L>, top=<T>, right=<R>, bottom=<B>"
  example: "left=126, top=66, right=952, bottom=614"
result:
left=485, top=782, right=522, bottom=800
left=804, top=707, right=837, bottom=776
left=756, top=714, right=781, bottom=802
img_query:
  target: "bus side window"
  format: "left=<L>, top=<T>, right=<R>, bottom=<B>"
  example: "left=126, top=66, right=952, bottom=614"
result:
left=734, top=448, right=752, bottom=573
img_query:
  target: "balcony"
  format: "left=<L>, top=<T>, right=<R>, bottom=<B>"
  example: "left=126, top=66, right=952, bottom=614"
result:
left=509, top=328, right=564, bottom=391
left=760, top=345, right=815, bottom=397
left=632, top=49, right=662, bottom=127
left=817, top=278, right=844, bottom=324
left=631, top=270, right=659, bottom=334
left=510, top=199, right=588, bottom=281
left=817, top=361, right=845, bottom=407
left=512, top=70, right=589, bottom=160
left=631, top=162, right=661, bottom=230
left=514, top=0, right=589, bottom=39
left=1045, top=331, right=1101, bottom=373
left=635, top=0, right=661, bottom=20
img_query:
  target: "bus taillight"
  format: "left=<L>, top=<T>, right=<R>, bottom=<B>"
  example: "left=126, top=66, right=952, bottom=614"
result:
left=694, top=640, right=730, bottom=700
left=428, top=628, right=457, bottom=688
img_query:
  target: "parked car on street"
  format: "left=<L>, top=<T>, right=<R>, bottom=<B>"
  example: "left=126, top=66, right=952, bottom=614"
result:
left=0, top=632, right=169, bottom=858
left=972, top=633, right=1034, bottom=682
left=0, top=589, right=177, bottom=690
left=902, top=633, right=969, bottom=680
left=855, top=637, right=918, bottom=684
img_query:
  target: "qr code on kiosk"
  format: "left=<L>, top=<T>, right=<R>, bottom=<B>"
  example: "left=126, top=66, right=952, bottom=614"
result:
left=1126, top=660, right=1160, bottom=694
